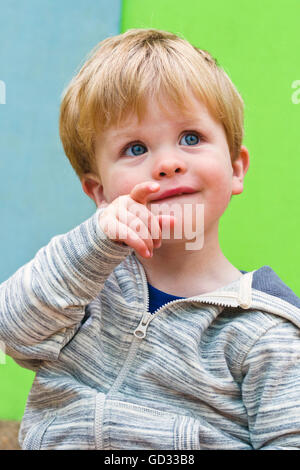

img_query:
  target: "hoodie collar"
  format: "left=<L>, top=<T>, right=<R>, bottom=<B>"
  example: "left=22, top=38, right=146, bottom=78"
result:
left=185, top=265, right=300, bottom=312
left=126, top=255, right=300, bottom=318
left=129, top=252, right=254, bottom=310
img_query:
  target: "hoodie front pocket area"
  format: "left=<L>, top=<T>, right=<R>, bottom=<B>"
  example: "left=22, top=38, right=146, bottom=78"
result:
left=22, top=394, right=101, bottom=450
left=100, top=399, right=201, bottom=450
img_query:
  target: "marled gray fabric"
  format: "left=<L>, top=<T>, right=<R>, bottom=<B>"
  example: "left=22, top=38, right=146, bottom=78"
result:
left=1, top=208, right=300, bottom=450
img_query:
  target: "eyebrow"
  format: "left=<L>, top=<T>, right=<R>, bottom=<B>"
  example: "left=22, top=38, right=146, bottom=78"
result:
left=108, top=118, right=207, bottom=141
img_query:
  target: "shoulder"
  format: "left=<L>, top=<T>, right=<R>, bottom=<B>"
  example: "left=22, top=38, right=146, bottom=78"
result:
left=241, top=315, right=300, bottom=367
left=219, top=306, right=288, bottom=339
left=216, top=307, right=300, bottom=380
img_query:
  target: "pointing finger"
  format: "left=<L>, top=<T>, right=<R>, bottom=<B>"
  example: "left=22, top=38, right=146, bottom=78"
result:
left=130, top=182, right=160, bottom=205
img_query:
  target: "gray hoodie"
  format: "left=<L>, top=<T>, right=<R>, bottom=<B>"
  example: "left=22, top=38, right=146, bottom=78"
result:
left=0, top=208, right=300, bottom=450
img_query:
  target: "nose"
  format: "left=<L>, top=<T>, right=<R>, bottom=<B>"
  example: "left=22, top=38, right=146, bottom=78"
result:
left=152, top=153, right=187, bottom=179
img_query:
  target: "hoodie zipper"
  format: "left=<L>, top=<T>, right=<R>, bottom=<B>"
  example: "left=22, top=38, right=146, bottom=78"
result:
left=108, top=259, right=253, bottom=394
left=134, top=295, right=237, bottom=338
left=133, top=265, right=254, bottom=338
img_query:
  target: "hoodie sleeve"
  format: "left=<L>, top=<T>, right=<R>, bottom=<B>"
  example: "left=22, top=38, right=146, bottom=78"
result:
left=0, top=208, right=133, bottom=363
left=241, top=319, right=300, bottom=449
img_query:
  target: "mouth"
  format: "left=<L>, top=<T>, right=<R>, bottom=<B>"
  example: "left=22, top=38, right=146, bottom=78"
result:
left=150, top=186, right=198, bottom=202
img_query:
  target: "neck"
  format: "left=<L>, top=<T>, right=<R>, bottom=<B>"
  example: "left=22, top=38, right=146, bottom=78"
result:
left=135, top=222, right=242, bottom=297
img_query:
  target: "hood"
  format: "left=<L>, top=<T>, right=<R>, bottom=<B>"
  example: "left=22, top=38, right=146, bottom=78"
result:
left=243, top=265, right=300, bottom=309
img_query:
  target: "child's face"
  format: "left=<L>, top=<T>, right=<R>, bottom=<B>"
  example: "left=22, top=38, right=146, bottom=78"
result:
left=84, top=93, right=249, bottom=240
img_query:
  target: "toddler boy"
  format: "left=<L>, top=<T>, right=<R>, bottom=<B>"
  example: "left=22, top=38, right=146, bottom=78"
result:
left=1, top=28, right=300, bottom=450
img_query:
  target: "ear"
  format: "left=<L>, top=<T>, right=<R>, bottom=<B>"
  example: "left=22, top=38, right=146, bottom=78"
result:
left=231, top=145, right=250, bottom=196
left=81, top=173, right=107, bottom=208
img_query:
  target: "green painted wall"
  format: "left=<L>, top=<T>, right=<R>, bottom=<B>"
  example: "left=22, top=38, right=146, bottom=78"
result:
left=121, top=0, right=300, bottom=295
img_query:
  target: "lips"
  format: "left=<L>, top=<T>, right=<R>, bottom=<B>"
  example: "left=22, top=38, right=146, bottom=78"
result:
left=150, top=186, right=197, bottom=202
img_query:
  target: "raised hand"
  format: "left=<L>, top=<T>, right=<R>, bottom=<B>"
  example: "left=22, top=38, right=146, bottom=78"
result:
left=98, top=182, right=176, bottom=258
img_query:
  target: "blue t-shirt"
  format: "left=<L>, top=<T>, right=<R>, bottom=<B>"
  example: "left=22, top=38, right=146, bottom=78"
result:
left=148, top=282, right=186, bottom=314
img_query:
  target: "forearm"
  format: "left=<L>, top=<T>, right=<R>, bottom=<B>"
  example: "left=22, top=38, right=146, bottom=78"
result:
left=0, top=208, right=132, bottom=359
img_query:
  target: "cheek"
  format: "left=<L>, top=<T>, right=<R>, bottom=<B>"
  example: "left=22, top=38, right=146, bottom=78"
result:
left=203, top=159, right=232, bottom=188
left=104, top=172, right=140, bottom=203
left=201, top=160, right=233, bottom=207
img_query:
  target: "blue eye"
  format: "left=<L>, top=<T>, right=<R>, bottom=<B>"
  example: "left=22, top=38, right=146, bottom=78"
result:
left=180, top=133, right=200, bottom=146
left=124, top=143, right=147, bottom=157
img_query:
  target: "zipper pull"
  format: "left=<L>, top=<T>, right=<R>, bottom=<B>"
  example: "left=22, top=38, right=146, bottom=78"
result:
left=134, top=312, right=152, bottom=339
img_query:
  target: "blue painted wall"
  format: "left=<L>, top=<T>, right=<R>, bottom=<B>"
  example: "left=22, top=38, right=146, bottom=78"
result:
left=0, top=0, right=121, bottom=282
left=0, top=0, right=122, bottom=420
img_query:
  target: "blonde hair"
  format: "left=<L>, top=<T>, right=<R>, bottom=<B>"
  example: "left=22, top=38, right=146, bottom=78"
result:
left=59, top=28, right=244, bottom=179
